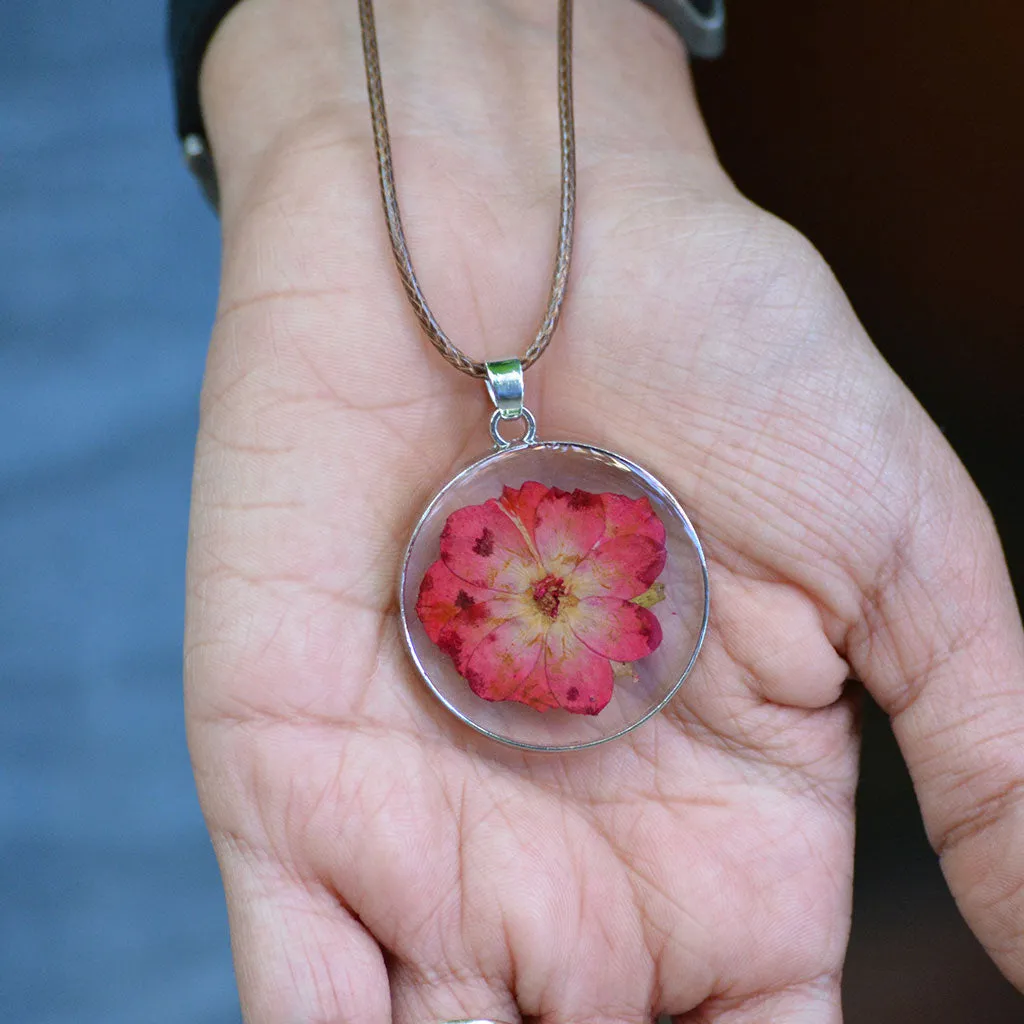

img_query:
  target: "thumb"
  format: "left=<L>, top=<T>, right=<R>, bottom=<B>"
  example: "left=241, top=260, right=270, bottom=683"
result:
left=848, top=431, right=1024, bottom=989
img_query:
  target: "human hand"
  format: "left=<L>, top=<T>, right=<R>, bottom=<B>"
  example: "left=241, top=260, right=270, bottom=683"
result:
left=185, top=1, right=1024, bottom=1021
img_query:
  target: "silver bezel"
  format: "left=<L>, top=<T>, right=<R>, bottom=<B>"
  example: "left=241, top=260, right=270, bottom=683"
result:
left=399, top=439, right=710, bottom=753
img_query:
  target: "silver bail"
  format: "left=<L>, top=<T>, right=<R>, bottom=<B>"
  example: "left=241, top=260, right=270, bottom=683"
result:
left=484, top=359, right=525, bottom=420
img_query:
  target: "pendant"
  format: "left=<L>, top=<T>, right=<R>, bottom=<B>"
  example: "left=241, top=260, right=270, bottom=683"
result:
left=400, top=360, right=709, bottom=751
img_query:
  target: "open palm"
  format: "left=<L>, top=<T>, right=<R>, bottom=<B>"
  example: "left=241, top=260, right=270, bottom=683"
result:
left=186, top=2, right=1024, bottom=1021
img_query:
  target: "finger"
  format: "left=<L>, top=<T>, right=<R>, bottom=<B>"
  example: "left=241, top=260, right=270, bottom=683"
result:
left=847, top=441, right=1024, bottom=988
left=696, top=563, right=851, bottom=710
left=389, top=958, right=519, bottom=1024
left=659, top=561, right=859, bottom=785
left=216, top=840, right=390, bottom=1024
left=678, top=975, right=842, bottom=1023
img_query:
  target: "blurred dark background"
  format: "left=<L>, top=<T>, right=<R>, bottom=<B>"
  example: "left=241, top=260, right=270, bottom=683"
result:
left=693, top=2, right=1024, bottom=1020
left=0, top=1, right=1020, bottom=1021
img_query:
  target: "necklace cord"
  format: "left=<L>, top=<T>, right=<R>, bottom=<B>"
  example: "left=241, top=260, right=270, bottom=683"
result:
left=357, top=0, right=576, bottom=379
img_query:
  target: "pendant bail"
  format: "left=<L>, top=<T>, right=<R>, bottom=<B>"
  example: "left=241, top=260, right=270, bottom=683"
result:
left=485, top=359, right=525, bottom=420
left=485, top=359, right=536, bottom=449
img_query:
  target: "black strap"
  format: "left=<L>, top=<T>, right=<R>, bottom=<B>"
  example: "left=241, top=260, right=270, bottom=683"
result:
left=645, top=0, right=725, bottom=60
left=168, top=0, right=249, bottom=205
left=168, top=0, right=247, bottom=142
left=167, top=0, right=725, bottom=205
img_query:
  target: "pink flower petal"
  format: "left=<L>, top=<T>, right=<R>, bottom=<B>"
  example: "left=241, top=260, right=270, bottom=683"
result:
left=421, top=485, right=669, bottom=716
left=440, top=499, right=538, bottom=593
left=568, top=596, right=663, bottom=662
left=435, top=594, right=522, bottom=675
left=513, top=658, right=562, bottom=712
left=464, top=617, right=545, bottom=703
left=416, top=560, right=496, bottom=643
left=533, top=488, right=605, bottom=578
left=601, top=492, right=666, bottom=545
left=543, top=619, right=614, bottom=715
left=499, top=481, right=549, bottom=542
left=570, top=534, right=667, bottom=599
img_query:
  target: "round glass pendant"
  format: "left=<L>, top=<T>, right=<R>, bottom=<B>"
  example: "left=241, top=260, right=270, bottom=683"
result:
left=400, top=441, right=709, bottom=751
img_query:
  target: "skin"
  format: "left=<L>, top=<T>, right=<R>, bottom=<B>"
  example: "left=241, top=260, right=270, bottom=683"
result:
left=185, top=0, right=1024, bottom=1020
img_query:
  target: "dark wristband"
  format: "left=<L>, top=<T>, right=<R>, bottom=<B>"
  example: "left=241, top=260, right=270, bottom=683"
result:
left=168, top=0, right=248, bottom=205
left=167, top=0, right=725, bottom=207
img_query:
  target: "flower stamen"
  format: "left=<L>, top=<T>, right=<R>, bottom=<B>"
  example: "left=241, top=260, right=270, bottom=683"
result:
left=532, top=574, right=567, bottom=619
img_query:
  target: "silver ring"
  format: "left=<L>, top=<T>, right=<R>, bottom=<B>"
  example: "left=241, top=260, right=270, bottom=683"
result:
left=489, top=407, right=537, bottom=450
left=440, top=1020, right=518, bottom=1024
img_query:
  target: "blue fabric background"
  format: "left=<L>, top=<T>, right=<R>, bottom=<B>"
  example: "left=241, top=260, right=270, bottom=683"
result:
left=0, top=1, right=239, bottom=1020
